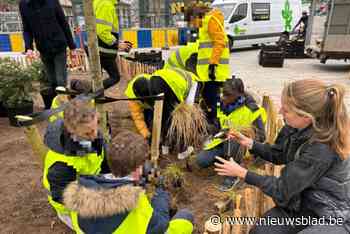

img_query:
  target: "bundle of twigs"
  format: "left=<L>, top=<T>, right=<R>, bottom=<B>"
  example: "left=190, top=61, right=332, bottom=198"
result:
left=167, top=103, right=208, bottom=150
left=262, top=95, right=278, bottom=144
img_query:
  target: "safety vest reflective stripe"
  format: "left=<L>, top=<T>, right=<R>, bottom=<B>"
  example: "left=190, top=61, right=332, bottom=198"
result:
left=175, top=50, right=186, bottom=69
left=197, top=58, right=230, bottom=65
left=197, top=13, right=230, bottom=82
left=167, top=57, right=178, bottom=68
left=170, top=67, right=192, bottom=99
left=95, top=18, right=118, bottom=33
left=99, top=47, right=118, bottom=54
left=198, top=41, right=229, bottom=49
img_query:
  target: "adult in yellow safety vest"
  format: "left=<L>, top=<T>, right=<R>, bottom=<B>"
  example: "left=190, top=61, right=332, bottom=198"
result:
left=196, top=78, right=266, bottom=192
left=197, top=7, right=231, bottom=123
left=63, top=130, right=194, bottom=234
left=43, top=98, right=109, bottom=228
left=125, top=68, right=198, bottom=143
left=164, top=41, right=199, bottom=74
left=93, top=0, right=132, bottom=89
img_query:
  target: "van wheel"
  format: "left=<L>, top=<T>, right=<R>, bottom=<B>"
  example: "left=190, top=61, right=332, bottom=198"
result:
left=229, top=37, right=234, bottom=52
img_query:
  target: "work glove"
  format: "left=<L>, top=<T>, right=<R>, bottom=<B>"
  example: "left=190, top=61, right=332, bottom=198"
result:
left=70, top=79, right=92, bottom=93
left=146, top=135, right=152, bottom=146
left=208, top=64, right=217, bottom=81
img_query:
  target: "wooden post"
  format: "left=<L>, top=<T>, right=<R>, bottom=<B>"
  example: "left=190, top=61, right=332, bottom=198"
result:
left=16, top=116, right=47, bottom=168
left=244, top=188, right=254, bottom=234
left=204, top=219, right=222, bottom=234
left=151, top=94, right=164, bottom=167
left=255, top=169, right=265, bottom=218
left=82, top=0, right=108, bottom=141
left=231, top=195, right=242, bottom=234
left=24, top=126, right=48, bottom=168
left=262, top=95, right=277, bottom=144
left=223, top=219, right=231, bottom=234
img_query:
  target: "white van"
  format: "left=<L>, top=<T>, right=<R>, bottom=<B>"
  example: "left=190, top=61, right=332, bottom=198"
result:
left=211, top=0, right=302, bottom=50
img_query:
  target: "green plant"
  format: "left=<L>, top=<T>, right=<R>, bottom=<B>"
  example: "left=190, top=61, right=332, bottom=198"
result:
left=163, top=164, right=185, bottom=188
left=0, top=58, right=43, bottom=108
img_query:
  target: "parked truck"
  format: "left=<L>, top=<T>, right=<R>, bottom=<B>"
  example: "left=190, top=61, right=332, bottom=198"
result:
left=305, top=0, right=350, bottom=63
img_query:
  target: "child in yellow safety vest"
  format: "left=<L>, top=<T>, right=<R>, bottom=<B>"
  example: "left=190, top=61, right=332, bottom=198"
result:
left=62, top=130, right=194, bottom=234
left=196, top=78, right=266, bottom=191
left=43, top=98, right=110, bottom=228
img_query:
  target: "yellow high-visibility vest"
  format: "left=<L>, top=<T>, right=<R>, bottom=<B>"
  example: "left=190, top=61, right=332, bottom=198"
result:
left=197, top=14, right=230, bottom=82
left=205, top=105, right=266, bottom=150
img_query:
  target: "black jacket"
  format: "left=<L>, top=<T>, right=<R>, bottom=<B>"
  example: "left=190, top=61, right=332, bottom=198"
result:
left=245, top=126, right=350, bottom=230
left=19, top=0, right=76, bottom=54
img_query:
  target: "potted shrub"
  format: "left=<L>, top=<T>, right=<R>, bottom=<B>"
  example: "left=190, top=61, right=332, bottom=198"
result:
left=0, top=58, right=41, bottom=126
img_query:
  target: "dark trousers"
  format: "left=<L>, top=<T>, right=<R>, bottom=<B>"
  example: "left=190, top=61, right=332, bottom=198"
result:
left=250, top=207, right=348, bottom=234
left=201, top=81, right=222, bottom=124
left=196, top=140, right=241, bottom=168
left=41, top=50, right=67, bottom=88
left=100, top=54, right=120, bottom=89
left=143, top=77, right=179, bottom=146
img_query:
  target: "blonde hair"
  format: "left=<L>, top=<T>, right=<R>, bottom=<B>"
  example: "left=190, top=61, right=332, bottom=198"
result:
left=64, top=98, right=96, bottom=134
left=283, top=79, right=350, bottom=160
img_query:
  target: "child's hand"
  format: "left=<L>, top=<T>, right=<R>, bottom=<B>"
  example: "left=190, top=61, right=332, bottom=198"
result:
left=214, top=157, right=247, bottom=179
left=227, top=130, right=254, bottom=149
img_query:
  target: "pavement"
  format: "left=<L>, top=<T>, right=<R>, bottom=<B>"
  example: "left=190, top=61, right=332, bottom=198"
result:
left=163, top=47, right=350, bottom=109
left=230, top=48, right=350, bottom=109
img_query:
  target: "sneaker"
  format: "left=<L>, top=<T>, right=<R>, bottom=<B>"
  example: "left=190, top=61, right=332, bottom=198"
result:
left=218, top=177, right=240, bottom=192
left=161, top=145, right=169, bottom=155
left=177, top=146, right=194, bottom=160
left=186, top=146, right=194, bottom=155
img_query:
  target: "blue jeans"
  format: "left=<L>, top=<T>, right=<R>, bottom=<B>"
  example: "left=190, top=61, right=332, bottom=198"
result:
left=197, top=141, right=241, bottom=185
left=196, top=143, right=225, bottom=168
left=196, top=140, right=241, bottom=168
left=41, top=50, right=67, bottom=88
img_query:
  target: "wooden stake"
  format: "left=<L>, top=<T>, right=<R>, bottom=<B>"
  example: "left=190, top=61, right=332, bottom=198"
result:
left=204, top=219, right=222, bottom=234
left=223, top=219, right=231, bottom=234
left=262, top=95, right=277, bottom=144
left=244, top=188, right=254, bottom=234
left=214, top=199, right=232, bottom=213
left=256, top=169, right=267, bottom=218
left=23, top=125, right=48, bottom=168
left=151, top=94, right=164, bottom=167
left=231, top=195, right=242, bottom=234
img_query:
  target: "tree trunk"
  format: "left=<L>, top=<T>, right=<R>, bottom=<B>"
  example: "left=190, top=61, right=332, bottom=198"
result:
left=83, top=0, right=109, bottom=142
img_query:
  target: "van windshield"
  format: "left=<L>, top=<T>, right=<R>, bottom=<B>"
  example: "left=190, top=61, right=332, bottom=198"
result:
left=212, top=4, right=236, bottom=20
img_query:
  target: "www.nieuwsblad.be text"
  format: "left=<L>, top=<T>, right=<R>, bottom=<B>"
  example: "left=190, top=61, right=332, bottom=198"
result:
left=209, top=215, right=344, bottom=226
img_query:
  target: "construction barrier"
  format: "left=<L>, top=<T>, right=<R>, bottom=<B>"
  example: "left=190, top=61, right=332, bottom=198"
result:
left=9, top=33, right=24, bottom=52
left=1, top=28, right=189, bottom=52
left=0, top=34, right=11, bottom=52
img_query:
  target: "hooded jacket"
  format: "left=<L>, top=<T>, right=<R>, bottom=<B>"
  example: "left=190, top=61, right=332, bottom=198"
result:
left=19, top=0, right=76, bottom=54
left=246, top=126, right=350, bottom=231
left=63, top=175, right=171, bottom=234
